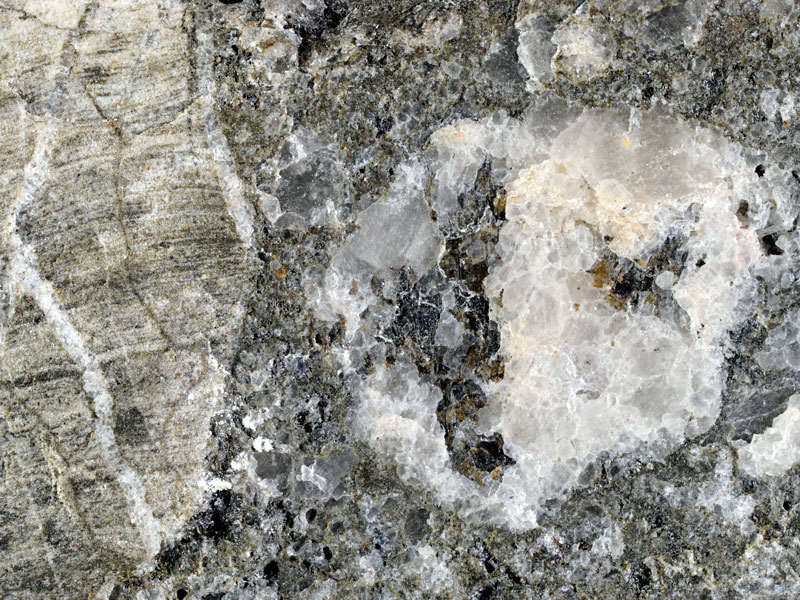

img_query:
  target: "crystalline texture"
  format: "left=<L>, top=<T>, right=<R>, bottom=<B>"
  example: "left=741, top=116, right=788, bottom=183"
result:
left=478, top=107, right=760, bottom=526
left=317, top=97, right=777, bottom=530
left=738, top=394, right=800, bottom=478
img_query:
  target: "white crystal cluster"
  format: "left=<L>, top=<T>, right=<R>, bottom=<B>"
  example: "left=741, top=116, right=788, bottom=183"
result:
left=350, top=360, right=466, bottom=500
left=314, top=95, right=793, bottom=529
left=516, top=0, right=709, bottom=87
left=309, top=160, right=443, bottom=341
left=756, top=307, right=800, bottom=371
left=737, top=394, right=800, bottom=478
left=477, top=107, right=763, bottom=526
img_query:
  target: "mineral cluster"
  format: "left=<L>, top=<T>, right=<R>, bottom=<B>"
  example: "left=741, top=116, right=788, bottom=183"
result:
left=2, top=0, right=800, bottom=599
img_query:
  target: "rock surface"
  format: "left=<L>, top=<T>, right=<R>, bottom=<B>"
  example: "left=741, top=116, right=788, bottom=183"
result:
left=2, top=0, right=800, bottom=599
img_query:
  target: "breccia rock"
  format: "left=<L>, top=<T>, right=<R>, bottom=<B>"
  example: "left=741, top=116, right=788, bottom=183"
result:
left=4, top=0, right=800, bottom=598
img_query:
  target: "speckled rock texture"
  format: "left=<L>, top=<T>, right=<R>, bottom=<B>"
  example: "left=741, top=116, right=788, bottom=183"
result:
left=1, top=1, right=800, bottom=599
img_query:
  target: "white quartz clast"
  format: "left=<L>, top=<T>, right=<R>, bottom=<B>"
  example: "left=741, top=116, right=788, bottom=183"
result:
left=313, top=98, right=792, bottom=529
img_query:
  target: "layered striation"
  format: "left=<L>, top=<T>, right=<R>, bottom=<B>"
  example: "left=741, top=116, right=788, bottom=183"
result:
left=0, top=2, right=254, bottom=596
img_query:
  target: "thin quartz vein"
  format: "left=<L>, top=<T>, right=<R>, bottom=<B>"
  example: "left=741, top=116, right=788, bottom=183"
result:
left=196, top=27, right=255, bottom=249
left=4, top=120, right=164, bottom=556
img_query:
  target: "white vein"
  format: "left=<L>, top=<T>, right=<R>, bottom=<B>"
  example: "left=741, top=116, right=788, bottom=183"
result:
left=196, top=28, right=255, bottom=248
left=5, top=119, right=163, bottom=556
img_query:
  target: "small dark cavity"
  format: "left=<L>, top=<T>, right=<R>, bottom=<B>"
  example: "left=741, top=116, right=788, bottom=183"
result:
left=634, top=563, right=652, bottom=589
left=263, top=560, right=280, bottom=581
left=484, top=557, right=496, bottom=573
left=177, top=590, right=188, bottom=600
left=736, top=200, right=749, bottom=226
left=589, top=234, right=689, bottom=314
left=327, top=317, right=345, bottom=344
left=322, top=546, right=333, bottom=560
left=612, top=275, right=636, bottom=298
left=375, top=115, right=394, bottom=137
left=290, top=1, right=347, bottom=64
left=161, top=546, right=181, bottom=569
left=760, top=233, right=784, bottom=256
left=195, top=490, right=232, bottom=540
left=472, top=435, right=515, bottom=472
left=755, top=164, right=766, bottom=177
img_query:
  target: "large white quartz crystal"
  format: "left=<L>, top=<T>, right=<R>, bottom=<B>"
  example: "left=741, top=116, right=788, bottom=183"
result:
left=317, top=97, right=781, bottom=529
left=476, top=107, right=760, bottom=527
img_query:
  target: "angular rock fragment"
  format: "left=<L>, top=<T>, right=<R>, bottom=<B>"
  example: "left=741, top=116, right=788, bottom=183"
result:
left=0, top=2, right=254, bottom=596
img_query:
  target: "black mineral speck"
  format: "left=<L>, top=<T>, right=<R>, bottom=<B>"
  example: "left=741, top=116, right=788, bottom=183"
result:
left=634, top=563, right=653, bottom=590
left=375, top=115, right=394, bottom=137
left=760, top=233, right=784, bottom=256
left=195, top=490, right=232, bottom=540
left=478, top=585, right=497, bottom=600
left=263, top=560, right=279, bottom=582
